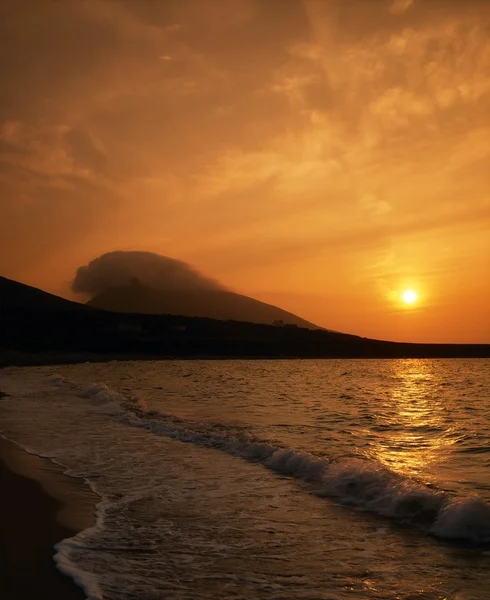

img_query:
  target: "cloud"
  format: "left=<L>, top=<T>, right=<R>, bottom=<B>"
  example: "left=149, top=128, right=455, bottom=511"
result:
left=360, top=194, right=393, bottom=216
left=72, top=250, right=227, bottom=297
left=64, top=128, right=109, bottom=176
left=389, top=0, right=414, bottom=15
left=0, top=160, right=121, bottom=276
left=0, top=0, right=489, bottom=342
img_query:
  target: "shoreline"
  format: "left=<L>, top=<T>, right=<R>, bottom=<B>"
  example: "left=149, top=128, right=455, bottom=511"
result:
left=1, top=349, right=490, bottom=369
left=0, top=436, right=98, bottom=599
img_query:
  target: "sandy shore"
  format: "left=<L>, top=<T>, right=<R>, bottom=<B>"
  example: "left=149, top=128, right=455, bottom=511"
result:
left=0, top=436, right=98, bottom=599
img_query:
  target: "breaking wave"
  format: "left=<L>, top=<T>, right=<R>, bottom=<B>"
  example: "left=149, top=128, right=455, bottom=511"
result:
left=75, top=377, right=490, bottom=544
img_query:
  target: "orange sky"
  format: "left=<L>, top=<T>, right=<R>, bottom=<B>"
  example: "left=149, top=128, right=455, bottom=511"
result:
left=0, top=0, right=489, bottom=343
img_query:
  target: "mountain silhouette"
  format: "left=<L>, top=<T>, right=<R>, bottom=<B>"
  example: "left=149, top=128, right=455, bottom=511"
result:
left=0, top=275, right=90, bottom=312
left=1, top=275, right=489, bottom=363
left=87, top=279, right=320, bottom=329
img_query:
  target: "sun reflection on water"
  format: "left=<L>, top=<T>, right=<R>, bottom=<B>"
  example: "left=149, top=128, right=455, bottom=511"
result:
left=368, top=359, right=455, bottom=482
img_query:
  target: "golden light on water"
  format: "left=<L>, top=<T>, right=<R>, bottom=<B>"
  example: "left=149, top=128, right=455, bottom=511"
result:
left=369, top=359, right=453, bottom=482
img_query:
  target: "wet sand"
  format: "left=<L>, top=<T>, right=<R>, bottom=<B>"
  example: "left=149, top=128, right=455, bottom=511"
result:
left=0, top=436, right=98, bottom=599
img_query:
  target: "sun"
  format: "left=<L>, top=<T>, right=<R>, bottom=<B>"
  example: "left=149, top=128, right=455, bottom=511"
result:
left=401, top=289, right=418, bottom=304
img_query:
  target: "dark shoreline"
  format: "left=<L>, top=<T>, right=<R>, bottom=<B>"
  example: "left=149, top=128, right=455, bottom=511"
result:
left=2, top=274, right=489, bottom=367
left=0, top=437, right=98, bottom=600
left=1, top=349, right=490, bottom=369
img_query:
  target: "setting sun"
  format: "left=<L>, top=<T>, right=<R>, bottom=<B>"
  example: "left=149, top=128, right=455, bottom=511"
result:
left=402, top=289, right=418, bottom=304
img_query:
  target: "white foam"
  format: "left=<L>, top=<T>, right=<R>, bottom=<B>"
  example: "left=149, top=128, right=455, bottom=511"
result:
left=114, top=396, right=490, bottom=543
left=55, top=543, right=103, bottom=600
left=5, top=370, right=490, bottom=550
left=78, top=382, right=128, bottom=415
left=431, top=496, right=490, bottom=543
left=46, top=374, right=69, bottom=387
left=81, top=382, right=125, bottom=405
left=0, top=431, right=105, bottom=600
left=319, top=458, right=446, bottom=520
left=265, top=448, right=327, bottom=482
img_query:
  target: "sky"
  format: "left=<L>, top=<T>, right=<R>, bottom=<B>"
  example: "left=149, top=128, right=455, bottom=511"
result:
left=0, top=0, right=489, bottom=343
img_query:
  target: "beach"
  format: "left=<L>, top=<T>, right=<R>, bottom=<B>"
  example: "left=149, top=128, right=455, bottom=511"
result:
left=2, top=360, right=490, bottom=599
left=0, top=436, right=96, bottom=600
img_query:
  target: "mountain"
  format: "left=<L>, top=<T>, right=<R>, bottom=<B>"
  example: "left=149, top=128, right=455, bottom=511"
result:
left=0, top=275, right=89, bottom=312
left=1, top=275, right=489, bottom=364
left=87, top=280, right=320, bottom=329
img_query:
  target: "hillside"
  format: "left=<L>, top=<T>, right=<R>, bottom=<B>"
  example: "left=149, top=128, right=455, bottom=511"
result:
left=1, top=276, right=489, bottom=364
left=87, top=280, right=319, bottom=329
left=0, top=275, right=89, bottom=312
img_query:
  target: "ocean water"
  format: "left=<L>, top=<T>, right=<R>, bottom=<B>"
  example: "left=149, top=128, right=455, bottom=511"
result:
left=1, top=358, right=490, bottom=600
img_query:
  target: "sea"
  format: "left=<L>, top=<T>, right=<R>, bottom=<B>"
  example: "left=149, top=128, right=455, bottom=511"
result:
left=1, top=358, right=490, bottom=600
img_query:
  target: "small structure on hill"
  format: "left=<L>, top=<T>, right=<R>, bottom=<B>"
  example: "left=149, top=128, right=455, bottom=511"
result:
left=272, top=320, right=298, bottom=328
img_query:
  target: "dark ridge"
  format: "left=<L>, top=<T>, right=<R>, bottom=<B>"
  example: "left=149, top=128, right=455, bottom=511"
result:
left=0, top=276, right=91, bottom=312
left=1, top=275, right=489, bottom=365
left=87, top=280, right=320, bottom=329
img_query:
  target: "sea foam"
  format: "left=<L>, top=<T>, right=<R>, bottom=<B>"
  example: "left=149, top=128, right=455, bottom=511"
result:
left=68, top=378, right=490, bottom=544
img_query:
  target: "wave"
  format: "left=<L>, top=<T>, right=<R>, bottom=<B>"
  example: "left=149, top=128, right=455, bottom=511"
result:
left=0, top=430, right=104, bottom=600
left=59, top=376, right=490, bottom=544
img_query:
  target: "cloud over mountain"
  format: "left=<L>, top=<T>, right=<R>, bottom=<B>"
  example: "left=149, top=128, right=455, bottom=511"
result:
left=72, top=250, right=227, bottom=297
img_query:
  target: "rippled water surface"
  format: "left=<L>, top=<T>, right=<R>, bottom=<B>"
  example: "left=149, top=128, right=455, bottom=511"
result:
left=1, top=358, right=490, bottom=600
